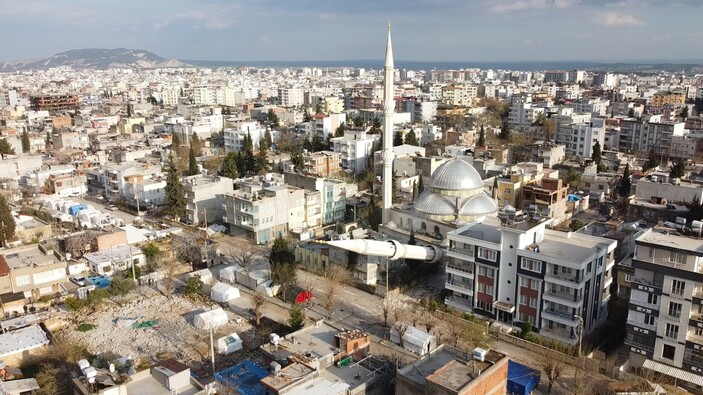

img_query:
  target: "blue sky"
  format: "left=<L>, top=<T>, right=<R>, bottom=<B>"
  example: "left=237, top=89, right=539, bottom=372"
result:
left=1, top=0, right=701, bottom=62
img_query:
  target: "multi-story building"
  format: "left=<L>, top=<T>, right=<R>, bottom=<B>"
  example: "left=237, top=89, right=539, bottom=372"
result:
left=493, top=162, right=558, bottom=208
left=402, top=99, right=438, bottom=123
left=651, top=91, right=686, bottom=107
left=183, top=175, right=234, bottom=226
left=670, top=134, right=703, bottom=162
left=0, top=245, right=68, bottom=300
left=29, top=94, right=79, bottom=111
left=278, top=87, right=304, bottom=107
left=618, top=119, right=685, bottom=155
left=624, top=229, right=703, bottom=391
left=330, top=129, right=380, bottom=174
left=301, top=151, right=341, bottom=177
left=224, top=182, right=305, bottom=244
left=444, top=213, right=616, bottom=347
left=312, top=112, right=346, bottom=139
left=441, top=84, right=477, bottom=106
left=223, top=122, right=269, bottom=153
left=556, top=118, right=605, bottom=158
left=544, top=71, right=568, bottom=84
left=521, top=177, right=569, bottom=225
left=283, top=173, right=358, bottom=226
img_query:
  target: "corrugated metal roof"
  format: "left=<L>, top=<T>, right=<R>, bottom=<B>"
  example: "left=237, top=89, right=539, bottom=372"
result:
left=642, top=359, right=703, bottom=386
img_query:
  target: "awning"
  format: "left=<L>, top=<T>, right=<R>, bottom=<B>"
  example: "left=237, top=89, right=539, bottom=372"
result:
left=642, top=359, right=703, bottom=387
left=493, top=300, right=515, bottom=313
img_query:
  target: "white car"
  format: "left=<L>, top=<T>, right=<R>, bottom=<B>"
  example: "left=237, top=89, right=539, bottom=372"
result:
left=106, top=205, right=118, bottom=211
left=72, top=276, right=87, bottom=287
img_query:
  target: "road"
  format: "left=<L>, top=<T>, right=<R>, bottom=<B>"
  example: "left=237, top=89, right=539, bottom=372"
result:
left=65, top=195, right=139, bottom=224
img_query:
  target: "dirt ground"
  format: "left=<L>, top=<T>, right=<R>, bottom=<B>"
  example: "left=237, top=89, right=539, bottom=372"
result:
left=62, top=286, right=253, bottom=367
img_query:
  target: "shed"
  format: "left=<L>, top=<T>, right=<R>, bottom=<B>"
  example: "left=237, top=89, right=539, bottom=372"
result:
left=193, top=308, right=228, bottom=330
left=152, top=359, right=190, bottom=391
left=390, top=325, right=437, bottom=356
left=217, top=333, right=243, bottom=355
left=507, top=360, right=540, bottom=395
left=211, top=282, right=240, bottom=303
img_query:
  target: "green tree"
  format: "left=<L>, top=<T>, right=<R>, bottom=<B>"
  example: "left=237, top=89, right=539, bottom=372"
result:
left=405, top=129, right=419, bottom=146
left=393, top=131, right=404, bottom=146
left=315, top=101, right=323, bottom=115
left=477, top=125, right=486, bottom=147
left=221, top=151, right=240, bottom=179
left=591, top=140, right=602, bottom=166
left=303, top=109, right=312, bottom=123
left=171, top=132, right=181, bottom=151
left=627, top=108, right=635, bottom=118
left=670, top=158, right=686, bottom=179
left=619, top=163, right=632, bottom=197
left=188, top=146, right=200, bottom=176
left=0, top=139, right=15, bottom=159
left=681, top=106, right=689, bottom=121
left=569, top=219, right=585, bottom=232
left=267, top=109, right=280, bottom=128
left=642, top=147, right=659, bottom=173
left=288, top=303, right=306, bottom=330
left=0, top=194, right=15, bottom=247
left=334, top=123, right=346, bottom=137
left=371, top=117, right=382, bottom=133
left=108, top=276, right=137, bottom=296
left=367, top=194, right=382, bottom=231
left=269, top=235, right=295, bottom=266
left=21, top=130, right=30, bottom=153
left=290, top=147, right=304, bottom=172
left=263, top=129, right=273, bottom=151
left=142, top=243, right=162, bottom=267
left=256, top=140, right=269, bottom=174
left=271, top=262, right=297, bottom=302
left=190, top=132, right=203, bottom=157
left=164, top=153, right=186, bottom=220
left=499, top=120, right=511, bottom=141
left=562, top=167, right=582, bottom=189
left=242, top=133, right=256, bottom=175
left=185, top=275, right=203, bottom=296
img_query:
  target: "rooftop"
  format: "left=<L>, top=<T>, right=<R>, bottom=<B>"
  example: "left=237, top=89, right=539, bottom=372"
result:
left=1, top=245, right=61, bottom=270
left=260, top=321, right=337, bottom=364
left=636, top=228, right=703, bottom=254
left=83, top=244, right=142, bottom=264
left=0, top=324, right=49, bottom=358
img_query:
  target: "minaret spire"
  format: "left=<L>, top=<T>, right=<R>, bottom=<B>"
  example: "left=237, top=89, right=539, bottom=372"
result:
left=381, top=21, right=395, bottom=225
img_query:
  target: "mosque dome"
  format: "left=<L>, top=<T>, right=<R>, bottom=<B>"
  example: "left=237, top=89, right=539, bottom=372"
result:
left=429, top=159, right=484, bottom=191
left=460, top=194, right=498, bottom=216
left=414, top=192, right=455, bottom=217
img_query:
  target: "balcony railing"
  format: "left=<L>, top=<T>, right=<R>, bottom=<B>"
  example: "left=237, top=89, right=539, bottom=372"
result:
left=545, top=272, right=579, bottom=284
left=695, top=288, right=703, bottom=299
left=543, top=308, right=578, bottom=323
left=446, top=263, right=474, bottom=276
left=446, top=279, right=473, bottom=291
left=629, top=298, right=659, bottom=311
left=624, top=338, right=654, bottom=353
left=626, top=319, right=656, bottom=332
left=444, top=296, right=473, bottom=311
left=545, top=289, right=583, bottom=303
left=631, top=277, right=663, bottom=289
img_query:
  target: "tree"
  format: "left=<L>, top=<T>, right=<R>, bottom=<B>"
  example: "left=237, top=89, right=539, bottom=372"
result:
left=591, top=140, right=602, bottom=166
left=242, top=133, right=256, bottom=175
left=21, top=130, right=30, bottom=153
left=108, top=276, right=137, bottom=296
left=190, top=132, right=203, bottom=157
left=0, top=139, right=15, bottom=159
left=569, top=219, right=585, bottom=232
left=0, top=195, right=15, bottom=247
left=335, top=123, right=346, bottom=137
left=681, top=106, right=689, bottom=121
left=269, top=235, right=295, bottom=266
left=628, top=108, right=635, bottom=118
left=172, top=132, right=181, bottom=151
left=371, top=117, right=382, bottom=133
left=35, top=363, right=59, bottom=395
left=303, top=109, right=312, bottom=123
left=320, top=265, right=351, bottom=319
left=642, top=147, right=659, bottom=173
left=188, top=146, right=200, bottom=176
left=262, top=129, right=273, bottom=151
left=127, top=102, right=132, bottom=118
left=164, top=153, right=186, bottom=220
left=393, top=131, right=404, bottom=146
left=315, top=101, right=324, bottom=115
left=539, top=353, right=567, bottom=394
left=670, top=158, right=686, bottom=179
left=226, top=245, right=261, bottom=290
left=185, top=275, right=204, bottom=296
left=288, top=303, right=306, bottom=330
left=405, top=129, right=419, bottom=146
left=253, top=292, right=266, bottom=326
left=477, top=125, right=486, bottom=147
left=271, top=262, right=297, bottom=302
left=562, top=167, right=582, bottom=189
left=256, top=139, right=269, bottom=174
left=290, top=147, right=304, bottom=172
left=266, top=109, right=280, bottom=128
left=221, top=151, right=240, bottom=179
left=499, top=120, right=511, bottom=141
left=378, top=296, right=398, bottom=327
left=393, top=320, right=410, bottom=347
left=619, top=163, right=632, bottom=197
left=157, top=254, right=182, bottom=299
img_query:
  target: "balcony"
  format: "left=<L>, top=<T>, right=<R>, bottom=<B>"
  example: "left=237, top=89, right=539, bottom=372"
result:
left=545, top=271, right=580, bottom=285
left=445, top=278, right=473, bottom=294
left=687, top=332, right=703, bottom=345
left=542, top=308, right=579, bottom=326
left=624, top=338, right=654, bottom=354
left=629, top=298, right=659, bottom=311
left=544, top=289, right=583, bottom=303
left=446, top=262, right=474, bottom=276
left=445, top=296, right=473, bottom=312
left=540, top=327, right=578, bottom=345
left=626, top=319, right=656, bottom=332
left=631, top=277, right=663, bottom=289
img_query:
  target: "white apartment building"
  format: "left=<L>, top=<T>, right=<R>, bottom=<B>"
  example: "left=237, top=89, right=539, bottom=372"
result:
left=183, top=174, right=234, bottom=225
left=224, top=121, right=270, bottom=153
left=162, top=86, right=180, bottom=106
left=617, top=119, right=685, bottom=155
left=625, top=230, right=703, bottom=391
left=445, top=214, right=616, bottom=347
left=442, top=84, right=478, bottom=106
left=278, top=87, right=305, bottom=107
left=420, top=124, right=442, bottom=146
left=556, top=118, right=606, bottom=158
left=283, top=173, right=358, bottom=226
left=313, top=113, right=346, bottom=139
left=509, top=95, right=546, bottom=127
left=402, top=99, right=438, bottom=123
left=330, top=130, right=381, bottom=174
left=567, top=98, right=610, bottom=117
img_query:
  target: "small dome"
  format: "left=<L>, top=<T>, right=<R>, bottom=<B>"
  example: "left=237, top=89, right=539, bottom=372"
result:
left=429, top=159, right=484, bottom=191
left=414, top=192, right=455, bottom=216
left=460, top=193, right=498, bottom=216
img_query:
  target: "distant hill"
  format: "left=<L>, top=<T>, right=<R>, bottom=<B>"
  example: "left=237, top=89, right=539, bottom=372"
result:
left=0, top=48, right=190, bottom=71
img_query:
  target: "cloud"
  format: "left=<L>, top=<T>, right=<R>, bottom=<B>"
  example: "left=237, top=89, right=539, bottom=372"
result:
left=593, top=12, right=645, bottom=26
left=490, top=0, right=578, bottom=13
left=153, top=6, right=240, bottom=31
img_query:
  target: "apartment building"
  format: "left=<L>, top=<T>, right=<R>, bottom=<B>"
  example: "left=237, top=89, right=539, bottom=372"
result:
left=401, top=99, right=438, bottom=123
left=29, top=94, right=79, bottom=111
left=223, top=121, right=270, bottom=153
left=651, top=92, right=686, bottom=107
left=441, top=84, right=478, bottom=106
left=556, top=118, right=605, bottom=158
left=183, top=175, right=234, bottom=226
left=521, top=178, right=569, bottom=225
left=312, top=112, right=346, bottom=139
left=223, top=182, right=305, bottom=244
left=0, top=244, right=68, bottom=300
left=617, top=119, right=685, bottom=155
left=444, top=213, right=616, bottom=347
left=624, top=229, right=703, bottom=391
left=301, top=150, right=341, bottom=177
left=278, top=87, right=305, bottom=107
left=330, top=129, right=380, bottom=174
left=283, top=172, right=358, bottom=226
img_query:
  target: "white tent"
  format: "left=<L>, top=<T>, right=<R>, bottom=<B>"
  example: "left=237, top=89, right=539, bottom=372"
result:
left=210, top=282, right=240, bottom=303
left=219, top=266, right=237, bottom=283
left=188, top=269, right=214, bottom=285
left=216, top=333, right=243, bottom=355
left=193, top=308, right=228, bottom=330
left=390, top=325, right=437, bottom=356
left=257, top=280, right=280, bottom=298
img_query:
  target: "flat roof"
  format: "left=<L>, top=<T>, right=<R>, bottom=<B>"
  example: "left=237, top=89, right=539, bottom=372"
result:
left=260, top=322, right=337, bottom=363
left=260, top=363, right=315, bottom=392
left=83, top=244, right=141, bottom=264
left=2, top=245, right=61, bottom=270
left=637, top=229, right=703, bottom=254
left=458, top=223, right=502, bottom=244
left=0, top=324, right=49, bottom=358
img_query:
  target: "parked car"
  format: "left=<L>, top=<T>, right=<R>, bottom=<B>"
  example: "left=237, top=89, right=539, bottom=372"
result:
left=106, top=204, right=118, bottom=211
left=72, top=276, right=87, bottom=287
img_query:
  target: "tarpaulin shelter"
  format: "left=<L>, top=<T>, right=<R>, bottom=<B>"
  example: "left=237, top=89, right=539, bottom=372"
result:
left=193, top=308, right=228, bottom=330
left=211, top=282, right=240, bottom=303
left=507, top=360, right=540, bottom=395
left=217, top=333, right=243, bottom=355
left=295, top=290, right=313, bottom=304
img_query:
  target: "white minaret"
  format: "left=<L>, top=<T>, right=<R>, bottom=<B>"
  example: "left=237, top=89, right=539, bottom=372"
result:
left=381, top=21, right=395, bottom=225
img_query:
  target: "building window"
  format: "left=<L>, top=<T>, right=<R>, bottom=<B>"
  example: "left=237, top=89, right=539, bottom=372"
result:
left=644, top=314, right=655, bottom=326
left=478, top=283, right=485, bottom=293
left=15, top=275, right=30, bottom=286
left=529, top=297, right=538, bottom=308
left=625, top=273, right=633, bottom=282
left=487, top=285, right=494, bottom=295
left=487, top=268, right=495, bottom=278
left=671, top=279, right=685, bottom=296
left=662, top=344, right=676, bottom=360
left=647, top=293, right=658, bottom=305
left=665, top=323, right=679, bottom=339
left=520, top=294, right=527, bottom=305
left=520, top=277, right=529, bottom=287
left=667, top=302, right=682, bottom=319
left=649, top=247, right=656, bottom=258
left=477, top=248, right=497, bottom=262
left=669, top=252, right=686, bottom=265
left=531, top=280, right=539, bottom=290
left=521, top=258, right=542, bottom=272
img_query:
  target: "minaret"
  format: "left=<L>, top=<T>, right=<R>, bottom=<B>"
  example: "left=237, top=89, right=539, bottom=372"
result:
left=381, top=21, right=395, bottom=225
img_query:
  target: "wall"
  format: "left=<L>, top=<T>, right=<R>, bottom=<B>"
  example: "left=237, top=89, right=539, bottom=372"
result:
left=96, top=231, right=128, bottom=251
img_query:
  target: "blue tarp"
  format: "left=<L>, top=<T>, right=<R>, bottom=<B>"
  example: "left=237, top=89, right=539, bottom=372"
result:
left=214, top=360, right=268, bottom=395
left=567, top=194, right=583, bottom=202
left=507, top=360, right=540, bottom=395
left=68, top=204, right=87, bottom=216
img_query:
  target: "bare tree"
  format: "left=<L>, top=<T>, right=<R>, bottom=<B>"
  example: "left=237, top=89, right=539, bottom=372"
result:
left=539, top=353, right=567, bottom=394
left=252, top=292, right=266, bottom=326
left=225, top=245, right=262, bottom=289
left=172, top=232, right=204, bottom=268
left=421, top=311, right=436, bottom=333
left=393, top=320, right=410, bottom=348
left=157, top=255, right=181, bottom=299
left=432, top=325, right=444, bottom=345
left=270, top=262, right=297, bottom=302
left=320, top=265, right=351, bottom=319
left=572, top=367, right=593, bottom=395
left=62, top=231, right=96, bottom=258
left=378, top=296, right=397, bottom=327
left=447, top=319, right=463, bottom=348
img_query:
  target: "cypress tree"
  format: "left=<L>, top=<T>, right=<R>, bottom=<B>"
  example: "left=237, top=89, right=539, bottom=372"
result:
left=393, top=131, right=404, bottom=146
left=591, top=140, right=602, bottom=165
left=221, top=151, right=239, bottom=179
left=0, top=139, right=15, bottom=159
left=0, top=194, right=15, bottom=247
left=478, top=125, right=486, bottom=147
left=188, top=146, right=200, bottom=176
left=405, top=129, right=419, bottom=146
left=620, top=163, right=632, bottom=197
left=21, top=130, right=30, bottom=153
left=164, top=153, right=186, bottom=220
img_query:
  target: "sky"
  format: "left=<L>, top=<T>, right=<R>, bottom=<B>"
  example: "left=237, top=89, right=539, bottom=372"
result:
left=1, top=0, right=701, bottom=62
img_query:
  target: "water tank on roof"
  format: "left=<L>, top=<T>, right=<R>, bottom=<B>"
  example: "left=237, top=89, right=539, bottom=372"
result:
left=651, top=175, right=658, bottom=183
